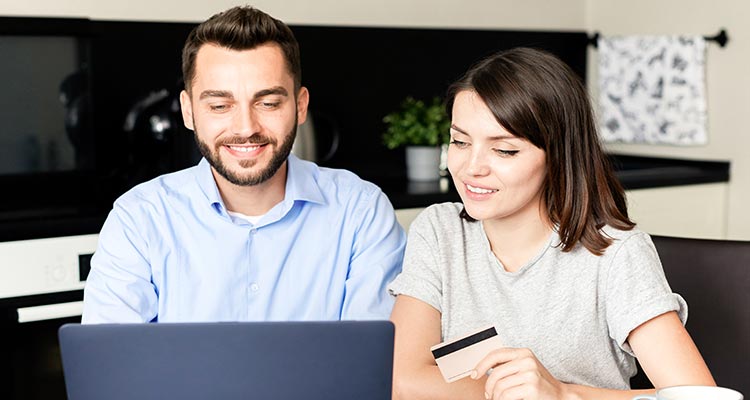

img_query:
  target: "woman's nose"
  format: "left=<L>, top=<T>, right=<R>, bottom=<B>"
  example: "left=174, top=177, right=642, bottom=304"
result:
left=465, top=149, right=491, bottom=176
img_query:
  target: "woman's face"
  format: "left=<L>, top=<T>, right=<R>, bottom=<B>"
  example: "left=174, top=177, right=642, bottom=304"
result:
left=447, top=90, right=547, bottom=224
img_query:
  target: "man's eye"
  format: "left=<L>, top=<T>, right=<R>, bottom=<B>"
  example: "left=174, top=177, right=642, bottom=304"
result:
left=449, top=139, right=469, bottom=148
left=494, top=149, right=519, bottom=157
left=259, top=101, right=280, bottom=109
left=210, top=104, right=230, bottom=112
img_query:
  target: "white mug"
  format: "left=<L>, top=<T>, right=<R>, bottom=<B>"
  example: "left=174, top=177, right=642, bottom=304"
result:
left=633, top=385, right=743, bottom=400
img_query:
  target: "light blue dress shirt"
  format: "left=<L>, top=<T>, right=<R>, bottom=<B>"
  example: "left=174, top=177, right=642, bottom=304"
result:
left=82, top=155, right=406, bottom=323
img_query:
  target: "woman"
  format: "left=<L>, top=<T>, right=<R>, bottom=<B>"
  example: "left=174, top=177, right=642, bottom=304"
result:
left=388, top=48, right=714, bottom=400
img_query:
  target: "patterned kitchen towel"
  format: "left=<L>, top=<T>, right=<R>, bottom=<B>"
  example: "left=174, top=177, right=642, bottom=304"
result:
left=598, top=35, right=708, bottom=145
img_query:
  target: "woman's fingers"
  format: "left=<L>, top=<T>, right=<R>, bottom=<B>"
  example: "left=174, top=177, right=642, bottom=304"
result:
left=486, top=369, right=529, bottom=399
left=472, top=347, right=531, bottom=378
left=472, top=347, right=559, bottom=400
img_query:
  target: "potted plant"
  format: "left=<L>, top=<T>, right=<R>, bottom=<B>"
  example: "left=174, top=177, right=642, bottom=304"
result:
left=382, top=96, right=450, bottom=181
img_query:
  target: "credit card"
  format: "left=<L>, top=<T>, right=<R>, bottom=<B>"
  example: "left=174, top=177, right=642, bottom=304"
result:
left=430, top=325, right=503, bottom=383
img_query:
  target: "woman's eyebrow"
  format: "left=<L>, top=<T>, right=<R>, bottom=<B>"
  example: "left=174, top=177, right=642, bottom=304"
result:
left=451, top=124, right=518, bottom=140
left=487, top=134, right=519, bottom=141
left=450, top=124, right=470, bottom=136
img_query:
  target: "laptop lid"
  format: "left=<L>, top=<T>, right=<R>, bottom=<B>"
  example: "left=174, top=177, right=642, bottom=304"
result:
left=58, top=321, right=394, bottom=400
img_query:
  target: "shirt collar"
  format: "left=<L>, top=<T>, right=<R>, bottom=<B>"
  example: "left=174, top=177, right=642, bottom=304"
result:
left=195, top=154, right=327, bottom=217
left=284, top=154, right=326, bottom=206
left=195, top=158, right=226, bottom=215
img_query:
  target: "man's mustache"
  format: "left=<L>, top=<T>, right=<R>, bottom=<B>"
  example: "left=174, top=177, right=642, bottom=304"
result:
left=217, top=135, right=277, bottom=146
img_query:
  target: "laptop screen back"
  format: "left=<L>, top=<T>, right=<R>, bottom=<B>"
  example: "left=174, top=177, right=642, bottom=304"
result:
left=58, top=321, right=393, bottom=400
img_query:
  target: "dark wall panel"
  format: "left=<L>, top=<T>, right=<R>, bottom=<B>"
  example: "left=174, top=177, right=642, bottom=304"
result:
left=0, top=17, right=587, bottom=239
left=292, top=26, right=588, bottom=179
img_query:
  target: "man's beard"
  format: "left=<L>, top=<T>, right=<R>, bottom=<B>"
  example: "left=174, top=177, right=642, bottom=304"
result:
left=194, top=118, right=297, bottom=186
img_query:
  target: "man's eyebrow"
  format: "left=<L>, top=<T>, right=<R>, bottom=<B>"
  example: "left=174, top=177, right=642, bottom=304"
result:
left=198, top=87, right=289, bottom=101
left=199, top=90, right=233, bottom=100
left=254, top=86, right=289, bottom=98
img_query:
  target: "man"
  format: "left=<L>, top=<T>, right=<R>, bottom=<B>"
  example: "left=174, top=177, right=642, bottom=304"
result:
left=82, top=6, right=406, bottom=323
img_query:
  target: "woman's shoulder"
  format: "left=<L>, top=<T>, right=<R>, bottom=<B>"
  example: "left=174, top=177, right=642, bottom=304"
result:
left=409, top=202, right=477, bottom=237
left=418, top=202, right=464, bottom=220
left=598, top=225, right=657, bottom=257
left=600, top=224, right=650, bottom=242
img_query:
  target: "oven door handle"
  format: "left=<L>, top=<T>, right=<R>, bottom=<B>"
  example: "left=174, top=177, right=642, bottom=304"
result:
left=16, top=301, right=83, bottom=323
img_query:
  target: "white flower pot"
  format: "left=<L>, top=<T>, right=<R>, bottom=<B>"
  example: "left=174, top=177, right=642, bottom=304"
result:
left=405, top=146, right=441, bottom=181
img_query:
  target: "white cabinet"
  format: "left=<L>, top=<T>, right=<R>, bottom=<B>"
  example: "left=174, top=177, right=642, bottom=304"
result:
left=395, top=182, right=729, bottom=240
left=626, top=183, right=728, bottom=239
left=395, top=207, right=424, bottom=232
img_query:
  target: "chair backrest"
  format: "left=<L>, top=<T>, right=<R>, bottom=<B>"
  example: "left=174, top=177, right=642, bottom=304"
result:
left=630, top=235, right=750, bottom=394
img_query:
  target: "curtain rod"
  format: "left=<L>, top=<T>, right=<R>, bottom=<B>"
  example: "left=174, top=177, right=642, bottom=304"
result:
left=588, top=29, right=729, bottom=48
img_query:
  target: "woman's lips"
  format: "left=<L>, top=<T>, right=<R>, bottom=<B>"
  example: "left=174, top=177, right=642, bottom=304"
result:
left=463, top=182, right=498, bottom=200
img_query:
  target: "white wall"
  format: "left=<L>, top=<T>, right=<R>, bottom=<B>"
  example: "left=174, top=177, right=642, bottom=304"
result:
left=586, top=0, right=750, bottom=239
left=0, top=0, right=586, bottom=29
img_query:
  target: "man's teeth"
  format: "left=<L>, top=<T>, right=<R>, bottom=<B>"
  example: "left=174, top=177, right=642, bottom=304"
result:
left=229, top=145, right=261, bottom=152
left=467, top=184, right=497, bottom=194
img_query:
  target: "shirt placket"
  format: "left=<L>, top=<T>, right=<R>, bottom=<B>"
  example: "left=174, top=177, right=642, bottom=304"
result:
left=246, top=226, right=260, bottom=320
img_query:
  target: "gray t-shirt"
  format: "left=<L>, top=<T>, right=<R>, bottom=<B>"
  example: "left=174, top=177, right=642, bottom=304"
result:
left=388, top=202, right=686, bottom=390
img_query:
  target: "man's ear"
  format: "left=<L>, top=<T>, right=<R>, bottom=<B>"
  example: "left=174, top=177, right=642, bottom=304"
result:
left=296, top=86, right=309, bottom=125
left=179, top=90, right=195, bottom=131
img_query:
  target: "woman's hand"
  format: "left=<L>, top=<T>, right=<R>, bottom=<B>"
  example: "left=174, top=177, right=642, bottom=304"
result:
left=472, top=348, right=575, bottom=400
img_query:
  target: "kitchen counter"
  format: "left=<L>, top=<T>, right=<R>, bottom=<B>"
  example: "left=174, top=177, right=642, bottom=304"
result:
left=370, top=154, right=730, bottom=209
left=610, top=154, right=730, bottom=190
left=0, top=155, right=730, bottom=241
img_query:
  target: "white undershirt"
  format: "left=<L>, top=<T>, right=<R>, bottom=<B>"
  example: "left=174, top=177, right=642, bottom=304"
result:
left=227, top=210, right=265, bottom=225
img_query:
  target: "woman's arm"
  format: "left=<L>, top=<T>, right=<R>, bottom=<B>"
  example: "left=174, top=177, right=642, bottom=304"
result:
left=391, top=294, right=487, bottom=400
left=473, top=311, right=714, bottom=400
left=567, top=312, right=715, bottom=399
left=627, top=311, right=715, bottom=387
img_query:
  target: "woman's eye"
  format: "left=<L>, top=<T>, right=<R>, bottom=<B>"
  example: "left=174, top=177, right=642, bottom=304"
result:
left=494, top=149, right=519, bottom=157
left=449, top=139, right=469, bottom=148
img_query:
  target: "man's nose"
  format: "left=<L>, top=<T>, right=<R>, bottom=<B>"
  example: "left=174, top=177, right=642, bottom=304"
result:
left=231, top=104, right=260, bottom=135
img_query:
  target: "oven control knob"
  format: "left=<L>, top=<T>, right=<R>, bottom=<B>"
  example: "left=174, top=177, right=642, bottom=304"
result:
left=51, top=265, right=67, bottom=282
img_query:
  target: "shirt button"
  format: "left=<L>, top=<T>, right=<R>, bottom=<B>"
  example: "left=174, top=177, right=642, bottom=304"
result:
left=250, top=283, right=260, bottom=292
left=250, top=229, right=257, bottom=235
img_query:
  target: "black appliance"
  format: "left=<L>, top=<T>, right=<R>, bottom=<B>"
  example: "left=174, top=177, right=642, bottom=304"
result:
left=0, top=17, right=199, bottom=400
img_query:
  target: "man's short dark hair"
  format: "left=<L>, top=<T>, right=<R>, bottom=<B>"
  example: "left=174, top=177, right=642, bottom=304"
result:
left=182, top=6, right=301, bottom=94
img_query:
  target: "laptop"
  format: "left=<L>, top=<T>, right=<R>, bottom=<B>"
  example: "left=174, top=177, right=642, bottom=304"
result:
left=58, top=321, right=394, bottom=400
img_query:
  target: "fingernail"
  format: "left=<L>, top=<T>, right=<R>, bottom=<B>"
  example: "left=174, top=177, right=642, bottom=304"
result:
left=470, top=370, right=477, bottom=379
left=484, top=392, right=489, bottom=400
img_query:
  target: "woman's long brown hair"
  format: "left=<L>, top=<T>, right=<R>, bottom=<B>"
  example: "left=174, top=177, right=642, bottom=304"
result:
left=446, top=47, right=634, bottom=255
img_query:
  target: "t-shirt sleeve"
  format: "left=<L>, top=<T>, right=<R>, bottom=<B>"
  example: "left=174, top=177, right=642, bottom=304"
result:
left=604, top=232, right=688, bottom=354
left=387, top=208, right=443, bottom=313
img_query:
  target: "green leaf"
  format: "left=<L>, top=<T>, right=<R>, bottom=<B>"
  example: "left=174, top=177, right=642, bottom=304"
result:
left=382, top=96, right=450, bottom=149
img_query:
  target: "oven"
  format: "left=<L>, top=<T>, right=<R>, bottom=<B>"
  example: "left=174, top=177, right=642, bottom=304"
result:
left=0, top=235, right=96, bottom=399
left=0, top=16, right=199, bottom=399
